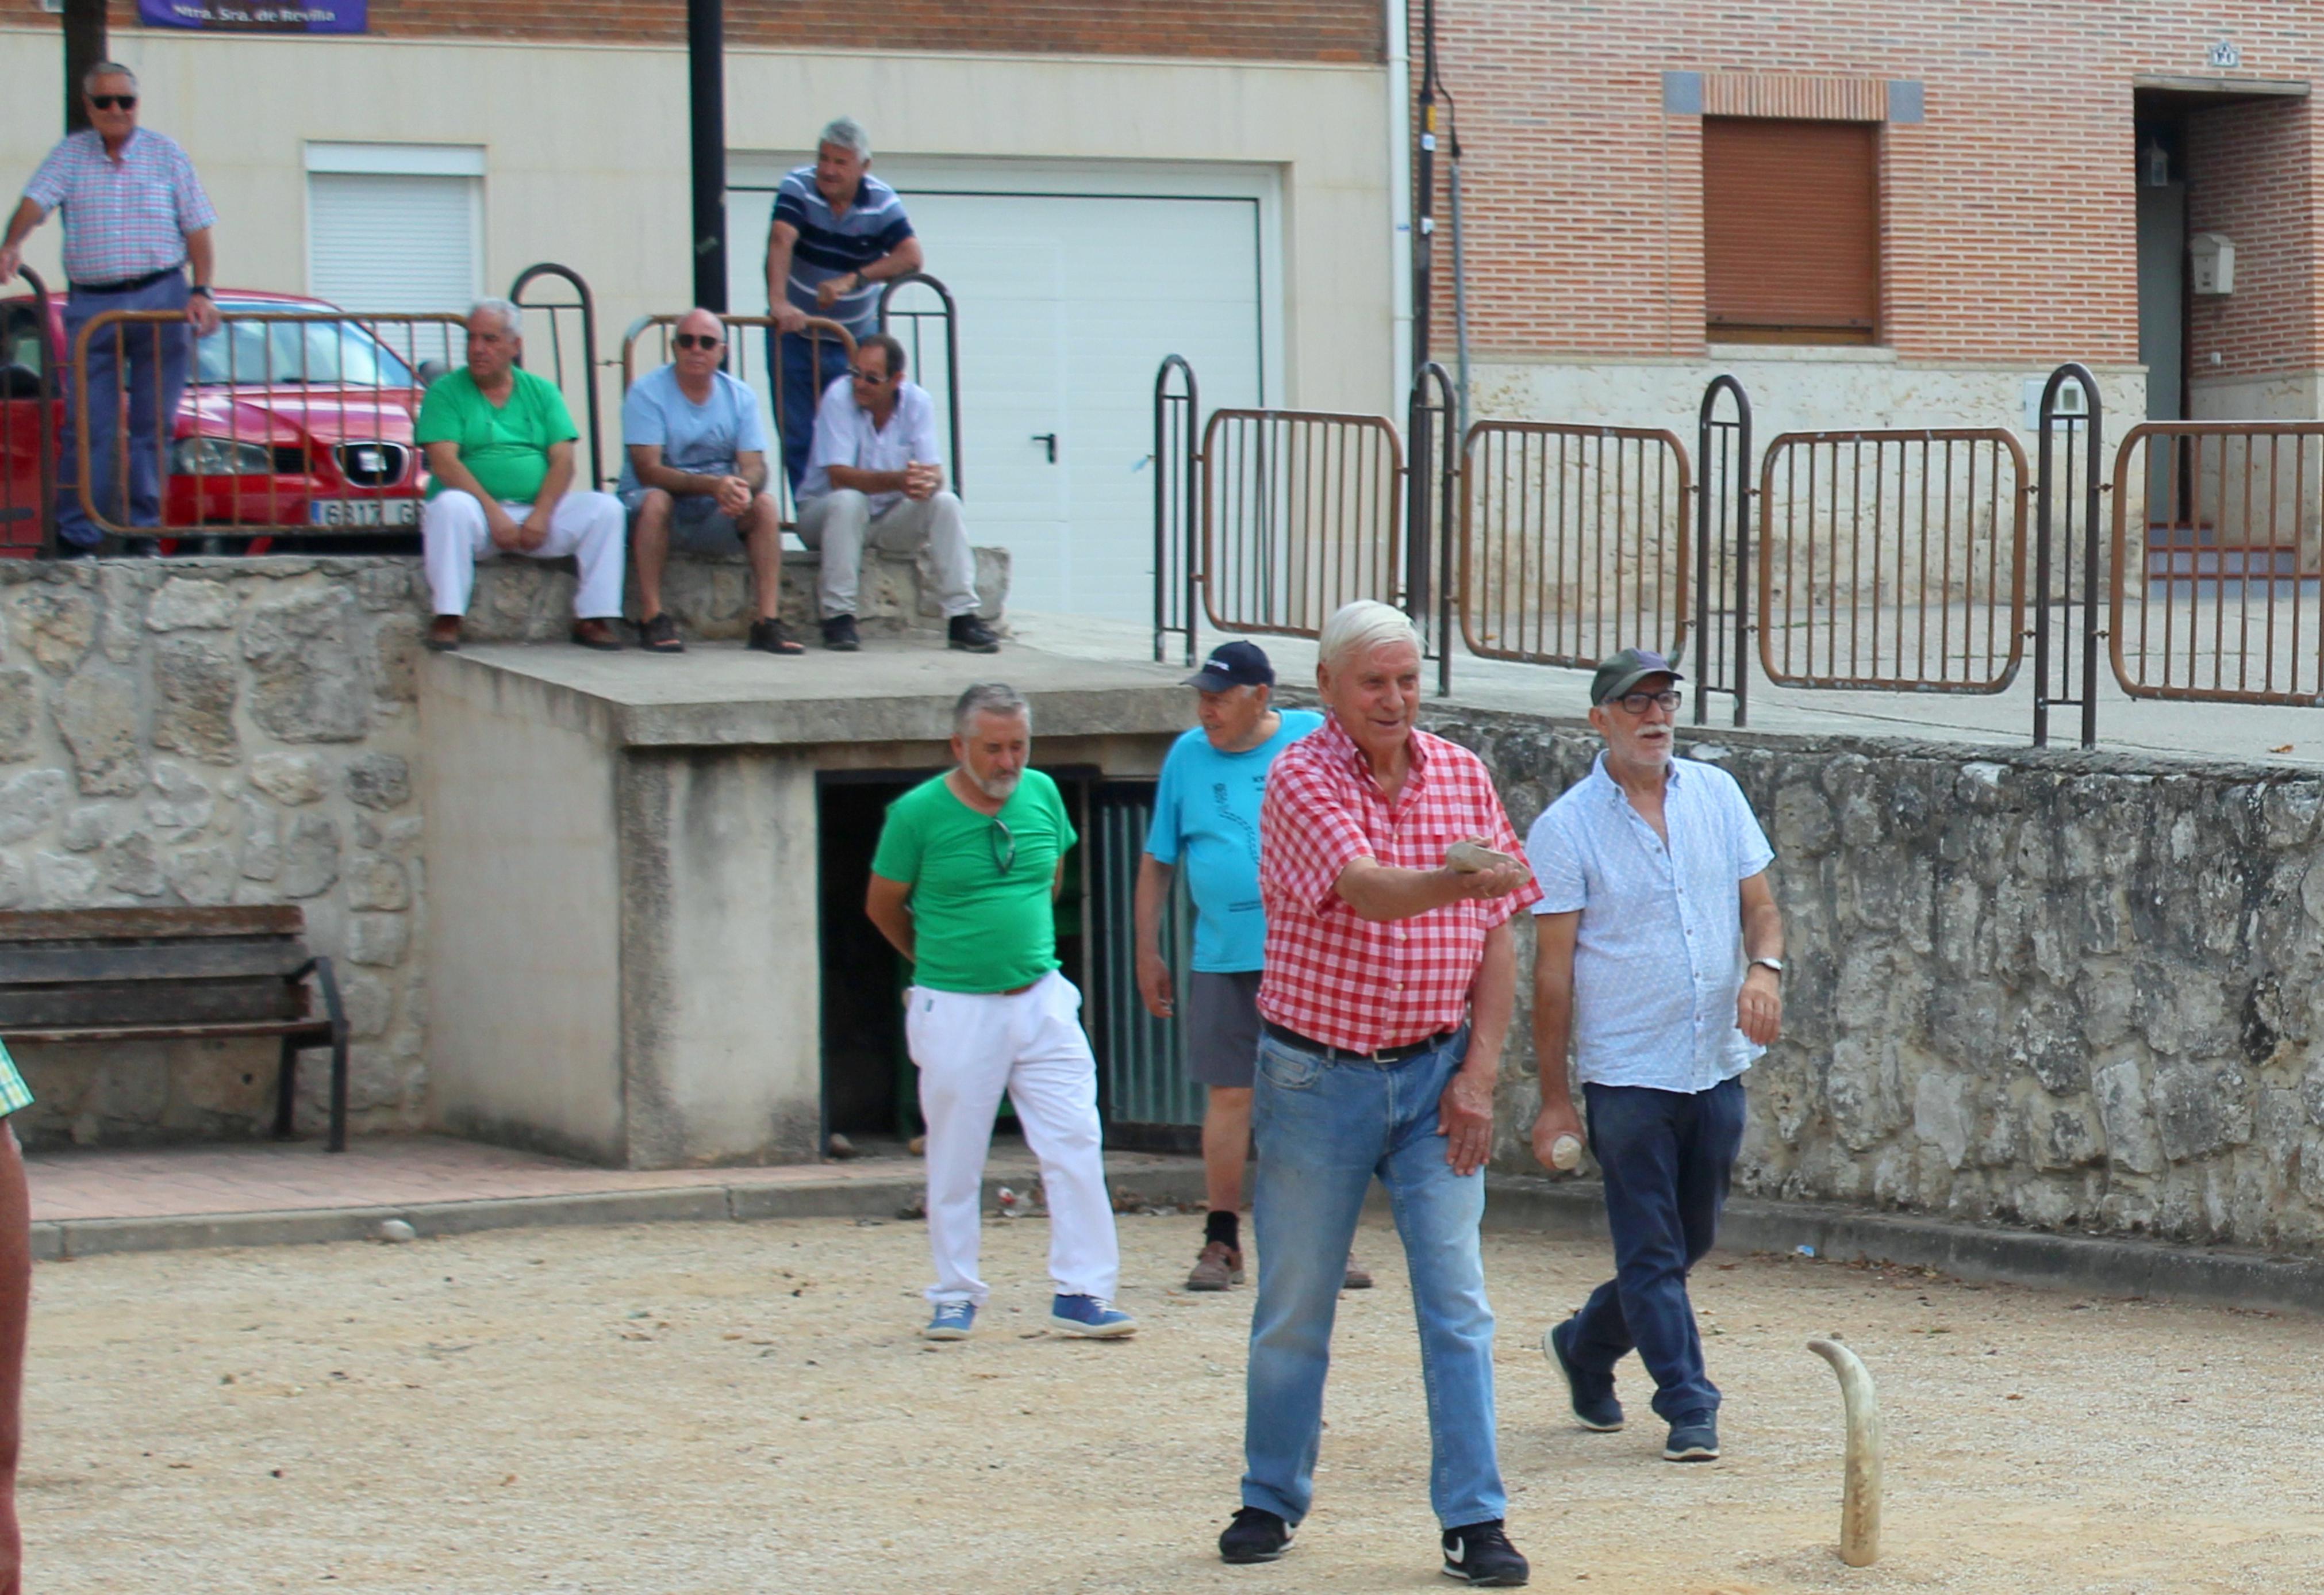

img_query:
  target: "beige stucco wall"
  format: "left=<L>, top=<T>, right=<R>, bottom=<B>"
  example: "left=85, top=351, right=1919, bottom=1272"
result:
left=0, top=30, right=1393, bottom=412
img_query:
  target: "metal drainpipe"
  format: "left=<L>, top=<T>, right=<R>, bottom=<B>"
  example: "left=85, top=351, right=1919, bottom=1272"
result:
left=1385, top=0, right=1414, bottom=411
left=1450, top=145, right=1470, bottom=438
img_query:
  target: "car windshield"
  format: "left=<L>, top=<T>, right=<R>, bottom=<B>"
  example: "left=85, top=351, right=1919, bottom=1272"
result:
left=195, top=313, right=416, bottom=389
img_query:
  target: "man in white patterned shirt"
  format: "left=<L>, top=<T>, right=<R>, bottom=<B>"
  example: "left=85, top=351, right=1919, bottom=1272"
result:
left=0, top=63, right=220, bottom=551
left=1524, top=647, right=1784, bottom=1467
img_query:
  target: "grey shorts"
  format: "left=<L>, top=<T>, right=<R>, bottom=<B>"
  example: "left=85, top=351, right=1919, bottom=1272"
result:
left=619, top=488, right=747, bottom=552
left=1185, top=969, right=1264, bottom=1089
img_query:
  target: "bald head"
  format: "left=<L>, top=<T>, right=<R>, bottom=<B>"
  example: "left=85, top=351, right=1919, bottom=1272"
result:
left=670, top=308, right=728, bottom=386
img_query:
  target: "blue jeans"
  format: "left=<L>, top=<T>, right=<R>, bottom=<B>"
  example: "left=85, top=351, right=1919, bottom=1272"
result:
left=57, top=273, right=192, bottom=548
left=1566, top=1076, right=1747, bottom=1422
left=1240, top=1026, right=1503, bottom=1529
left=769, top=325, right=854, bottom=492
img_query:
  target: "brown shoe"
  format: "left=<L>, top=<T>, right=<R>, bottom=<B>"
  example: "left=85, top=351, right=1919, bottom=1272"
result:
left=1185, top=1240, right=1244, bottom=1291
left=1342, top=1255, right=1374, bottom=1291
left=571, top=618, right=624, bottom=651
left=424, top=615, right=463, bottom=653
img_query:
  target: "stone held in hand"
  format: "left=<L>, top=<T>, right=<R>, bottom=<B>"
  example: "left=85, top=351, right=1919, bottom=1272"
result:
left=1550, top=1133, right=1584, bottom=1171
left=1445, top=839, right=1519, bottom=874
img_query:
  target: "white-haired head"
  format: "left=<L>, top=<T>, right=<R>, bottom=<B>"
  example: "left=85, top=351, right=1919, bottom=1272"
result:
left=819, top=117, right=872, bottom=160
left=468, top=297, right=523, bottom=338
left=1318, top=599, right=1422, bottom=672
left=83, top=62, right=137, bottom=93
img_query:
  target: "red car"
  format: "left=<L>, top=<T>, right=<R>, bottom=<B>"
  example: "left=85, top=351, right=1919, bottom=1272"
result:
left=0, top=288, right=435, bottom=555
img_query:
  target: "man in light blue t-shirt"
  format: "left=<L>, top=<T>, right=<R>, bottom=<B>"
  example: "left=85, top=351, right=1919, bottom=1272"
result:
left=619, top=308, right=797, bottom=656
left=1136, top=642, right=1369, bottom=1294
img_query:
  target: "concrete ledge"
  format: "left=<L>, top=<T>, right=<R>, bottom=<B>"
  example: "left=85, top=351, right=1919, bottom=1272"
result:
left=1485, top=1176, right=2324, bottom=1316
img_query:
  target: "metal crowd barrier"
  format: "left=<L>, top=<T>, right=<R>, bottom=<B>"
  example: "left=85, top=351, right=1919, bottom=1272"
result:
left=1199, top=407, right=1405, bottom=638
left=1757, top=428, right=2029, bottom=693
left=510, top=263, right=604, bottom=491
left=1457, top=420, right=1693, bottom=673
left=1151, top=355, right=1200, bottom=666
left=2110, top=421, right=2324, bottom=705
left=1, top=266, right=56, bottom=557
left=877, top=272, right=964, bottom=499
left=66, top=307, right=460, bottom=540
left=619, top=312, right=856, bottom=524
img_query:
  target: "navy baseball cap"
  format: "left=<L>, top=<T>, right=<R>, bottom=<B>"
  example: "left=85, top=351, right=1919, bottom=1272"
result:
left=1589, top=647, right=1684, bottom=706
left=1184, top=640, right=1276, bottom=692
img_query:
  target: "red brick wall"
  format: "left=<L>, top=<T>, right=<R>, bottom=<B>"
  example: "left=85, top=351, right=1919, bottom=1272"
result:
left=2186, top=98, right=2316, bottom=381
left=81, top=0, right=1382, bottom=65
left=1415, top=2, right=2324, bottom=369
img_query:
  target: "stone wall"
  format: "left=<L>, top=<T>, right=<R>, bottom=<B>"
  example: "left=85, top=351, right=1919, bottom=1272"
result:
left=1430, top=708, right=2324, bottom=1257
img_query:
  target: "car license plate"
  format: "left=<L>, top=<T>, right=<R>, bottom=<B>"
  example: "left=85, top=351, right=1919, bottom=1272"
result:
left=308, top=498, right=419, bottom=528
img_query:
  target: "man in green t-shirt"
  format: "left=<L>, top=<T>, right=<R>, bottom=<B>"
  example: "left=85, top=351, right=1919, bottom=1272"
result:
left=417, top=298, right=628, bottom=653
left=866, top=683, right=1134, bottom=1343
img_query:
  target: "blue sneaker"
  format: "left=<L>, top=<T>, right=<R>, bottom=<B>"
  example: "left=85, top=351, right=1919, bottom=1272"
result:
left=1545, top=1317, right=1624, bottom=1432
left=923, top=1301, right=976, bottom=1341
left=1050, top=1294, right=1136, bottom=1338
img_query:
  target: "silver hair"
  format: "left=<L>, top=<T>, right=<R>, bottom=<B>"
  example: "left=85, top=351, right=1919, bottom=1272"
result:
left=954, top=681, right=1030, bottom=738
left=819, top=116, right=873, bottom=160
left=83, top=62, right=137, bottom=93
left=1317, top=599, right=1422, bottom=671
left=468, top=297, right=524, bottom=338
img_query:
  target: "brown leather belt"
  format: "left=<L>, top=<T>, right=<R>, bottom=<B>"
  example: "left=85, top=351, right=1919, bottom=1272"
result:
left=1263, top=1020, right=1451, bottom=1064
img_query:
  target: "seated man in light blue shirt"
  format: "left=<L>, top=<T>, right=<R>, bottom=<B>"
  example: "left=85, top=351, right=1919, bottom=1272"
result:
left=619, top=308, right=796, bottom=655
left=1523, top=648, right=1785, bottom=1467
left=796, top=333, right=995, bottom=655
left=1132, top=641, right=1365, bottom=1295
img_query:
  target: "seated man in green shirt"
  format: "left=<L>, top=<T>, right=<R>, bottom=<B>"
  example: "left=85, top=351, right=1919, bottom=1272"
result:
left=417, top=298, right=627, bottom=652
left=866, top=683, right=1134, bottom=1343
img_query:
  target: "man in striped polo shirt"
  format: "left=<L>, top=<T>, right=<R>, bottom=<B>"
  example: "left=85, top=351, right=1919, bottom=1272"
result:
left=763, top=117, right=923, bottom=490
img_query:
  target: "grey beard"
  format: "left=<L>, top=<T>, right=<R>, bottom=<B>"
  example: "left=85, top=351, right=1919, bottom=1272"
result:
left=969, top=769, right=1021, bottom=802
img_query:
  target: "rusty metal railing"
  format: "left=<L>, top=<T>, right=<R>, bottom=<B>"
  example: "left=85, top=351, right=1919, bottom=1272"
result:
left=68, top=308, right=452, bottom=540
left=1199, top=408, right=1405, bottom=638
left=1, top=266, right=56, bottom=557
left=509, top=263, right=604, bottom=490
left=2109, top=421, right=2324, bottom=705
left=1457, top=421, right=1692, bottom=670
left=1151, top=354, right=1200, bottom=666
left=1757, top=428, right=2029, bottom=693
left=877, top=272, right=964, bottom=499
left=1409, top=362, right=1460, bottom=695
left=620, top=313, right=855, bottom=526
left=1693, top=375, right=1752, bottom=725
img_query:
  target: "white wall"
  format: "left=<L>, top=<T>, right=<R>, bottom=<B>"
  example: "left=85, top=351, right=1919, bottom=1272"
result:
left=0, top=29, right=1394, bottom=412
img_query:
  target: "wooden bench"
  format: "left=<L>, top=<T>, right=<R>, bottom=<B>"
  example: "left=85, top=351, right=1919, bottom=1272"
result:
left=0, top=906, right=352, bottom=1151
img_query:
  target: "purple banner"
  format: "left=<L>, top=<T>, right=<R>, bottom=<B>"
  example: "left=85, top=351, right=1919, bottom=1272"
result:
left=137, top=0, right=367, bottom=31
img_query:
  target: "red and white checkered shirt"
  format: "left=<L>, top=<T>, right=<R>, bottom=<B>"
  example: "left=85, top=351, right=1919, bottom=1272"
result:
left=1258, top=714, right=1541, bottom=1053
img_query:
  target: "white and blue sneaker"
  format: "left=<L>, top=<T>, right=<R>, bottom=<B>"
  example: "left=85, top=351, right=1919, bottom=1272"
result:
left=923, top=1301, right=977, bottom=1341
left=1050, top=1294, right=1137, bottom=1338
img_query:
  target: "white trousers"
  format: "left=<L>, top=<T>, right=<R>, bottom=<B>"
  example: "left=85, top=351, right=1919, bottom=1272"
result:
left=908, top=970, right=1120, bottom=1306
left=794, top=488, right=980, bottom=621
left=422, top=488, right=628, bottom=619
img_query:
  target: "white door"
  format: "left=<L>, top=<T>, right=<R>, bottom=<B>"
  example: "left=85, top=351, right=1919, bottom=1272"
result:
left=729, top=162, right=1273, bottom=619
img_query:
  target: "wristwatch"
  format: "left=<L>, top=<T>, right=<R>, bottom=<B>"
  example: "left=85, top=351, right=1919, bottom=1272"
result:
left=1749, top=957, right=1784, bottom=978
left=189, top=285, right=212, bottom=298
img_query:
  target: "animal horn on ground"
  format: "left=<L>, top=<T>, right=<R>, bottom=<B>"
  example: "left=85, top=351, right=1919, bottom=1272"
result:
left=1806, top=1337, right=1882, bottom=1567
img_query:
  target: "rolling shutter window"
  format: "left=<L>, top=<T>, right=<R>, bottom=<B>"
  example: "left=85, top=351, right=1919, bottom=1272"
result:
left=307, top=172, right=481, bottom=363
left=1703, top=118, right=1880, bottom=344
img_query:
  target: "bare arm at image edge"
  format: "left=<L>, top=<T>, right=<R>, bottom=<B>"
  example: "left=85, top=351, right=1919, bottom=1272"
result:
left=865, top=873, right=915, bottom=966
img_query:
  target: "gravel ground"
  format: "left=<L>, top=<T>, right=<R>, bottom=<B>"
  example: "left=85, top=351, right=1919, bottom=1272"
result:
left=20, top=1210, right=2324, bottom=1593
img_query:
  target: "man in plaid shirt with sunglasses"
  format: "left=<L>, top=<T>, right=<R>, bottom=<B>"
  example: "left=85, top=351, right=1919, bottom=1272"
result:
left=1218, top=601, right=1539, bottom=1587
left=866, top=683, right=1132, bottom=1343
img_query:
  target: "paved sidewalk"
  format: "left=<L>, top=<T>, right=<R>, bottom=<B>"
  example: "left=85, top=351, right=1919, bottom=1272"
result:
left=22, top=1135, right=1208, bottom=1259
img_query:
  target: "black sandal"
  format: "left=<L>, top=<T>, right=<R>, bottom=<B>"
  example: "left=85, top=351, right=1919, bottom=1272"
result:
left=747, top=617, right=805, bottom=656
left=637, top=611, right=686, bottom=653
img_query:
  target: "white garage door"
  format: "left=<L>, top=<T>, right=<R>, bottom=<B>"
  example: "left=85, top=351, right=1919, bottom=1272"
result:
left=306, top=145, right=486, bottom=367
left=731, top=160, right=1275, bottom=620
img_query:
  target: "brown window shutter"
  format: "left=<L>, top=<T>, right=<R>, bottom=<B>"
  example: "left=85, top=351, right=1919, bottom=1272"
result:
left=1703, top=118, right=1880, bottom=344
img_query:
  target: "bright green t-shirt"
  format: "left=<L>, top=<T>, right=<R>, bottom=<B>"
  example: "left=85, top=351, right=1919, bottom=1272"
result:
left=870, top=769, right=1077, bottom=994
left=414, top=367, right=579, bottom=504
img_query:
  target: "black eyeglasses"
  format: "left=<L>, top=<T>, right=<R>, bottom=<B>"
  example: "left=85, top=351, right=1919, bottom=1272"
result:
left=88, top=94, right=136, bottom=110
left=989, top=818, right=1016, bottom=876
left=1612, top=690, right=1683, bottom=715
left=850, top=366, right=892, bottom=384
left=672, top=332, right=723, bottom=351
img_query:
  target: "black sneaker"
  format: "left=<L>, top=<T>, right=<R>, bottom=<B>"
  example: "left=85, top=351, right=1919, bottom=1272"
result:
left=1441, top=1520, right=1530, bottom=1586
left=948, top=612, right=1001, bottom=653
left=1218, top=1506, right=1293, bottom=1565
left=1545, top=1317, right=1624, bottom=1432
left=1664, top=1410, right=1720, bottom=1462
left=821, top=614, right=861, bottom=651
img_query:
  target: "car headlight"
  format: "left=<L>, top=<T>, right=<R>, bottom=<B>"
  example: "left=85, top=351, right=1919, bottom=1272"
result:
left=170, top=436, right=278, bottom=476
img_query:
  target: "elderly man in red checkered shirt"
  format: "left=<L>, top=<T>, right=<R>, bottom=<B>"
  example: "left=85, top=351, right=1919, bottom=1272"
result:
left=1215, top=600, right=1540, bottom=1588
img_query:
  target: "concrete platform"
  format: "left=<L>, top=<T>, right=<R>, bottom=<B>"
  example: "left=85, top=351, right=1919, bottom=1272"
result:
left=418, top=638, right=1196, bottom=1172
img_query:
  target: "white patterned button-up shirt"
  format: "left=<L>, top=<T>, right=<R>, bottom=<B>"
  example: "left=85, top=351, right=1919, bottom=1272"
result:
left=1524, top=753, right=1774, bottom=1092
left=22, top=128, right=215, bottom=287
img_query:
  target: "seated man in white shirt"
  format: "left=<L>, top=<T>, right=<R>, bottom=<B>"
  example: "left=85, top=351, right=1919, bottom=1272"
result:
left=795, top=332, right=997, bottom=653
